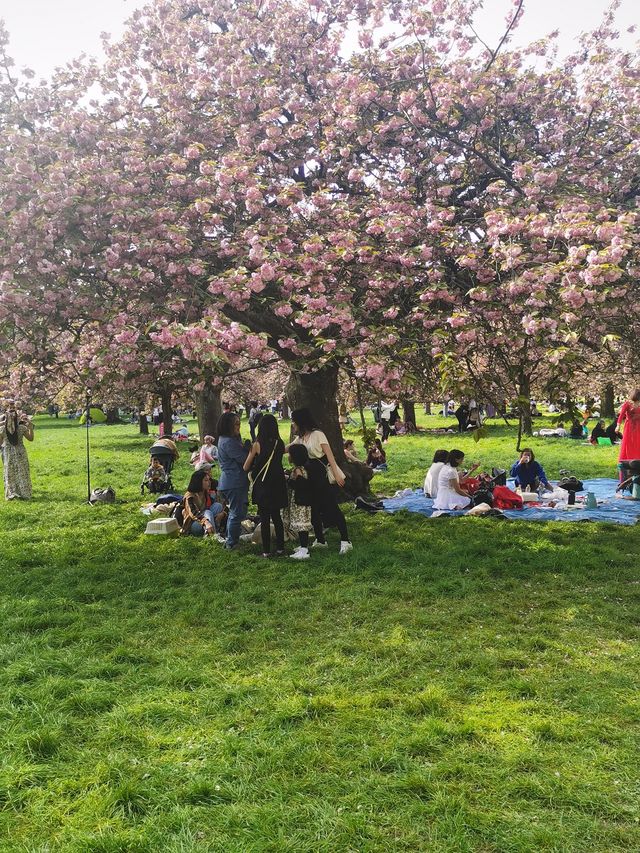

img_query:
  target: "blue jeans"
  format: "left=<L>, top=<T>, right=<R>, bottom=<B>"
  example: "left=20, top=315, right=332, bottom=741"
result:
left=204, top=502, right=224, bottom=532
left=190, top=521, right=205, bottom=537
left=189, top=502, right=224, bottom=537
left=220, top=488, right=248, bottom=547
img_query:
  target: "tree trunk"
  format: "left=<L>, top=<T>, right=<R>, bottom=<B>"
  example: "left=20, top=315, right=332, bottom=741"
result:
left=197, top=381, right=223, bottom=440
left=286, top=361, right=373, bottom=498
left=601, top=382, right=615, bottom=419
left=105, top=407, right=121, bottom=424
left=355, top=376, right=367, bottom=433
left=139, top=413, right=149, bottom=435
left=516, top=413, right=524, bottom=453
left=281, top=397, right=289, bottom=420
left=402, top=400, right=416, bottom=427
left=518, top=375, right=532, bottom=437
left=161, top=388, right=173, bottom=436
left=424, top=401, right=431, bottom=415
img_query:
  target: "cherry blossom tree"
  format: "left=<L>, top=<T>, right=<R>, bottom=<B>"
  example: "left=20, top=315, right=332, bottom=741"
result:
left=2, top=0, right=639, bottom=483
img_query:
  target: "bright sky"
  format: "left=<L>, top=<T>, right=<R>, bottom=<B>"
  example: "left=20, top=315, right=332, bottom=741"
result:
left=0, top=0, right=637, bottom=80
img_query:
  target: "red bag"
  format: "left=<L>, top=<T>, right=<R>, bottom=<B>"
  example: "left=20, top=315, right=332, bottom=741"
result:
left=462, top=476, right=481, bottom=494
left=492, top=485, right=524, bottom=510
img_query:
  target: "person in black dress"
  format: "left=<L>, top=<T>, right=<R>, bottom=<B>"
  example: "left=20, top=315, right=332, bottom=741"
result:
left=455, top=402, right=470, bottom=432
left=287, top=443, right=334, bottom=559
left=243, top=414, right=287, bottom=557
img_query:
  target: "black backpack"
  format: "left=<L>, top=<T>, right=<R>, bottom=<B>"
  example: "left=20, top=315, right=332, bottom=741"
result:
left=472, top=489, right=494, bottom=508
left=491, top=468, right=507, bottom=486
left=558, top=476, right=583, bottom=492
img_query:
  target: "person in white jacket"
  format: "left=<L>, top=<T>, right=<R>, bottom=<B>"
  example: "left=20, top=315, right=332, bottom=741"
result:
left=423, top=450, right=449, bottom=498
left=380, top=401, right=398, bottom=442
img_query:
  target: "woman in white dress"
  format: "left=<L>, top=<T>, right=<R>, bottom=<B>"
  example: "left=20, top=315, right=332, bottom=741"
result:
left=0, top=402, right=34, bottom=500
left=423, top=449, right=449, bottom=497
left=433, top=449, right=471, bottom=511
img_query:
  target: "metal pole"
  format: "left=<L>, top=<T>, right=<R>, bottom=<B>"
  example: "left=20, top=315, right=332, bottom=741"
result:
left=86, top=390, right=91, bottom=503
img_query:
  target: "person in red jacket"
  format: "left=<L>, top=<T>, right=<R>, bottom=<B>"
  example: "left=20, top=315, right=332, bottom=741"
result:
left=617, top=389, right=640, bottom=464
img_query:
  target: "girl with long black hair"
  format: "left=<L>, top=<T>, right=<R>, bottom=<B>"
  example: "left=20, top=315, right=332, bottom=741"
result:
left=243, top=414, right=287, bottom=557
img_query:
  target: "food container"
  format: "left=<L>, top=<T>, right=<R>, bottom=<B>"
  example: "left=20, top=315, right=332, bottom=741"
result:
left=144, top=517, right=180, bottom=537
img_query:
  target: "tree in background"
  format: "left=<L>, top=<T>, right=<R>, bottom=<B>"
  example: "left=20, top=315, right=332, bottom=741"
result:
left=1, top=2, right=639, bottom=474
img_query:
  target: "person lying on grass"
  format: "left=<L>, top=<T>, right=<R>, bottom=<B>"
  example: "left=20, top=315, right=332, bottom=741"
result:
left=510, top=449, right=551, bottom=492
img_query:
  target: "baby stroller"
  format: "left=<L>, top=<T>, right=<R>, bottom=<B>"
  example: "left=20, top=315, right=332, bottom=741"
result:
left=141, top=462, right=169, bottom=495
left=142, top=443, right=175, bottom=494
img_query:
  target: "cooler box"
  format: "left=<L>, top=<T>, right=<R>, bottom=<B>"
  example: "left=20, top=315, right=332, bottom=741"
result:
left=145, top=518, right=180, bottom=537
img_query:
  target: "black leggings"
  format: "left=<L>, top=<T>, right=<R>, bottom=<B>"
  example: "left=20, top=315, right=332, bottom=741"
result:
left=311, top=502, right=349, bottom=543
left=258, top=505, right=284, bottom=553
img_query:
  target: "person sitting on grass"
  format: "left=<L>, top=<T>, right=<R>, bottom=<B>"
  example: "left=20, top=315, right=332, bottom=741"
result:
left=366, top=438, right=387, bottom=470
left=590, top=420, right=621, bottom=445
left=569, top=420, right=585, bottom=439
left=423, top=449, right=449, bottom=498
left=510, top=448, right=551, bottom=491
left=197, top=434, right=217, bottom=466
left=432, top=449, right=472, bottom=512
left=343, top=439, right=360, bottom=462
left=180, top=469, right=224, bottom=537
left=143, top=457, right=169, bottom=493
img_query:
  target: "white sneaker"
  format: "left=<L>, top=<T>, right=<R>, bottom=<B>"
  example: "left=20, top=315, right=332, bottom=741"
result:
left=311, top=541, right=328, bottom=549
left=214, top=534, right=227, bottom=544
left=339, top=541, right=353, bottom=555
left=290, top=547, right=310, bottom=560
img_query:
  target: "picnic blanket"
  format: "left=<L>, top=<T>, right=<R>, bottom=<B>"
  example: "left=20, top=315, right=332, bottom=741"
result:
left=382, top=478, right=640, bottom=525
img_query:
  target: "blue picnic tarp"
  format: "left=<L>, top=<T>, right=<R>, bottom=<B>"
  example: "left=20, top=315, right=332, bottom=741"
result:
left=382, top=478, right=640, bottom=525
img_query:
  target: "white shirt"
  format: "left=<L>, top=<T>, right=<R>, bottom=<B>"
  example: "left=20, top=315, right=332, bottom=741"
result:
left=433, top=464, right=472, bottom=511
left=296, top=429, right=329, bottom=459
left=380, top=403, right=394, bottom=421
left=424, top=462, right=445, bottom=498
left=296, top=429, right=345, bottom=481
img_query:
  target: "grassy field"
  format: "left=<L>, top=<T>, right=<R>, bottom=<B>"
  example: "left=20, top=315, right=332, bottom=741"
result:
left=0, top=414, right=638, bottom=852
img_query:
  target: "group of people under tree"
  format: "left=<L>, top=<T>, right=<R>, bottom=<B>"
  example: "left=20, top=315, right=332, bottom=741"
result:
left=2, top=389, right=640, bottom=516
left=373, top=402, right=418, bottom=441
left=179, top=408, right=352, bottom=559
left=423, top=447, right=550, bottom=512
left=342, top=437, right=387, bottom=471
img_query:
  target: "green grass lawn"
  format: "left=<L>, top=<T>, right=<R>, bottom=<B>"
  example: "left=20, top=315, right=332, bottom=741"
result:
left=0, top=415, right=638, bottom=852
